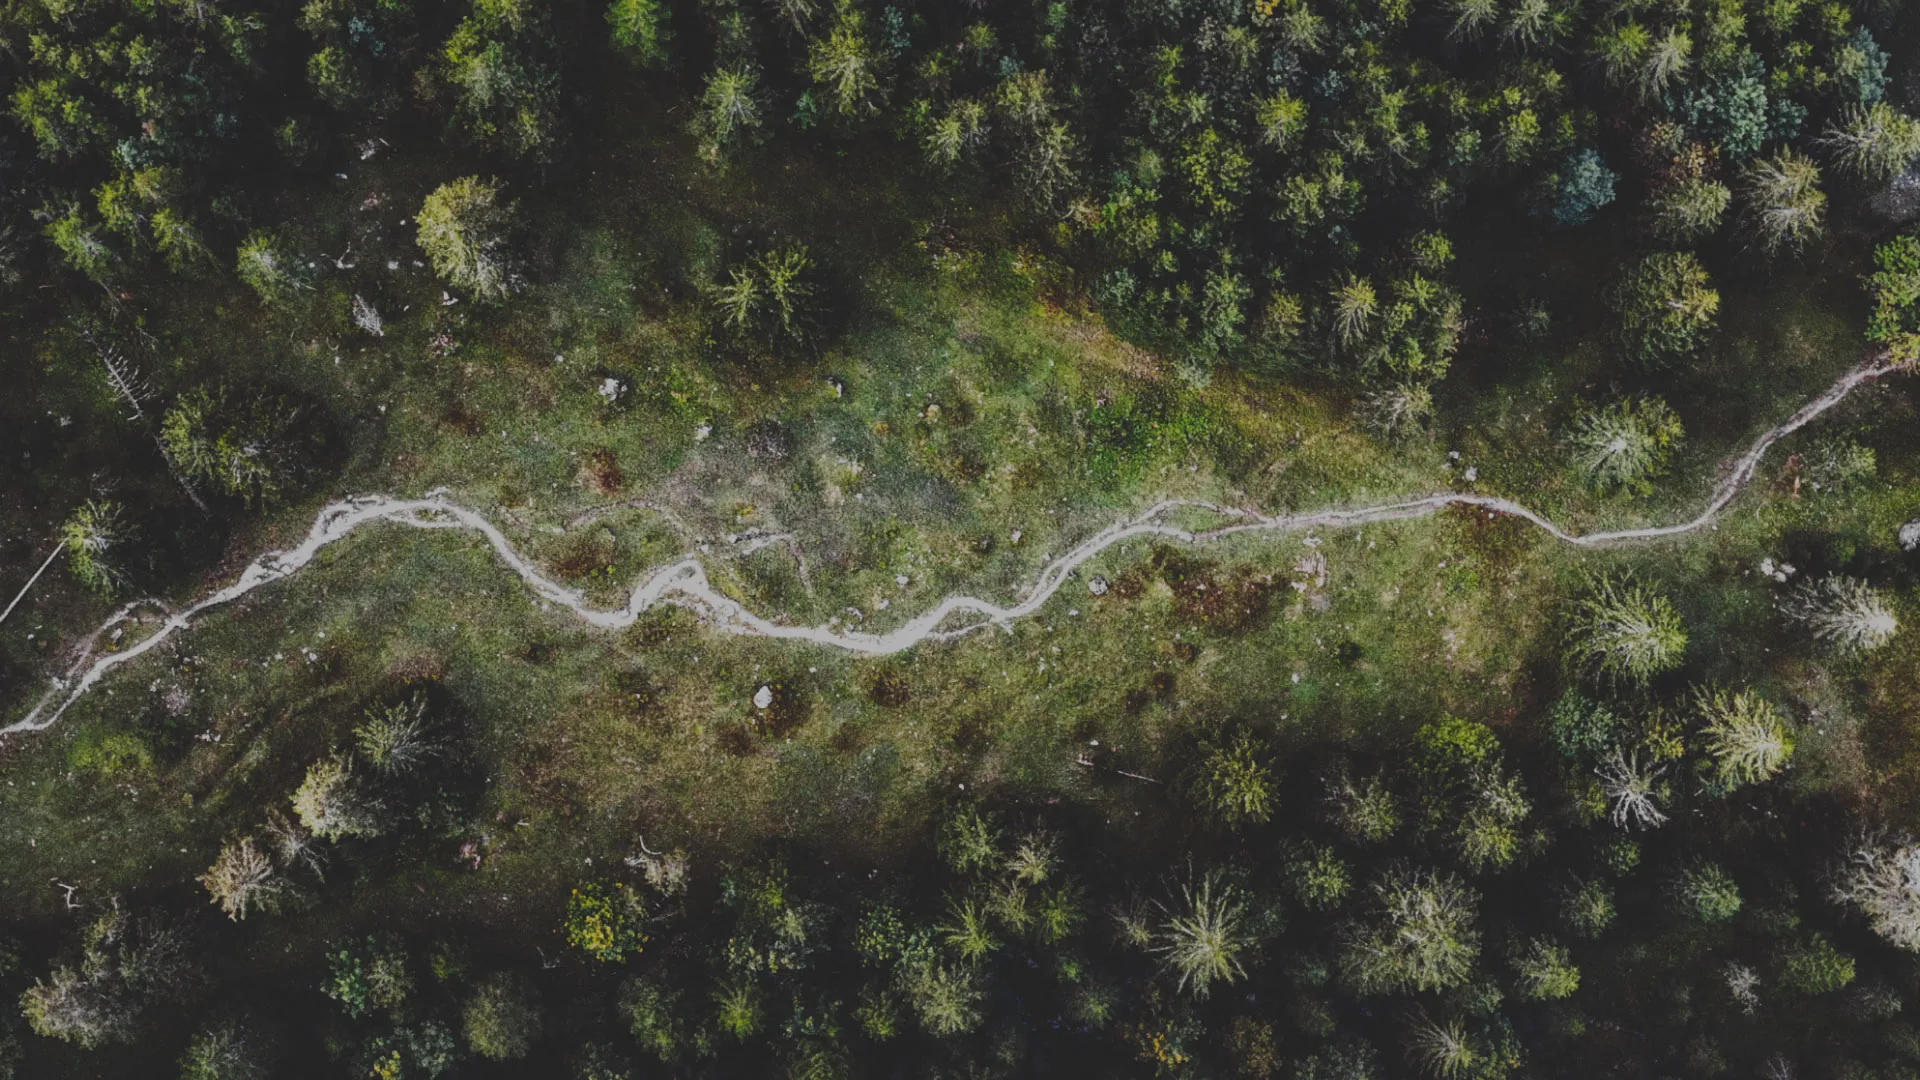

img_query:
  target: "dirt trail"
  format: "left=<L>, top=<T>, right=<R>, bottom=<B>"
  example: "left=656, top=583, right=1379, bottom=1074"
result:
left=2, top=359, right=1898, bottom=736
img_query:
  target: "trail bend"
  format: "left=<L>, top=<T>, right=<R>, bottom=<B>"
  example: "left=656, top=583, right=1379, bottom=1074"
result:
left=2, top=359, right=1899, bottom=736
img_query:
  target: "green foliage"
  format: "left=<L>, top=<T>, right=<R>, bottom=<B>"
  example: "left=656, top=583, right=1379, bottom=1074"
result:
left=690, top=65, right=765, bottom=164
left=354, top=696, right=441, bottom=776
left=463, top=973, right=542, bottom=1060
left=710, top=244, right=816, bottom=348
left=939, top=808, right=1001, bottom=875
left=606, top=0, right=670, bottom=67
left=70, top=729, right=154, bottom=781
left=1194, top=733, right=1275, bottom=825
left=1780, top=934, right=1856, bottom=994
left=1341, top=868, right=1481, bottom=995
left=439, top=10, right=562, bottom=161
left=1565, top=397, right=1684, bottom=495
left=1695, top=687, right=1795, bottom=789
left=618, top=977, right=690, bottom=1062
left=564, top=880, right=648, bottom=962
left=322, top=937, right=412, bottom=1019
left=159, top=386, right=312, bottom=507
left=416, top=176, right=519, bottom=301
left=1868, top=234, right=1920, bottom=361
left=179, top=1021, right=271, bottom=1080
left=234, top=231, right=310, bottom=305
left=1546, top=691, right=1622, bottom=762
left=1151, top=871, right=1253, bottom=1000
left=47, top=207, right=118, bottom=282
left=1671, top=862, right=1743, bottom=923
left=1647, top=178, right=1732, bottom=242
left=1509, top=938, right=1580, bottom=1000
left=1740, top=150, right=1826, bottom=256
left=291, top=754, right=385, bottom=841
left=1560, top=878, right=1616, bottom=938
left=1564, top=574, right=1688, bottom=687
left=1610, top=252, right=1720, bottom=366
left=1286, top=843, right=1354, bottom=911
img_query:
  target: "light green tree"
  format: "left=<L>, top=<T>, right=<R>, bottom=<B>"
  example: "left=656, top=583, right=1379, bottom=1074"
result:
left=1151, top=870, right=1252, bottom=999
left=1610, top=252, right=1718, bottom=365
left=1565, top=396, right=1684, bottom=495
left=1695, top=686, right=1794, bottom=788
left=464, top=973, right=542, bottom=1059
left=1646, top=178, right=1731, bottom=242
left=1341, top=868, right=1480, bottom=995
left=62, top=499, right=131, bottom=595
left=1564, top=574, right=1687, bottom=686
left=1741, top=150, right=1826, bottom=255
left=291, top=755, right=386, bottom=841
left=416, top=176, right=519, bottom=301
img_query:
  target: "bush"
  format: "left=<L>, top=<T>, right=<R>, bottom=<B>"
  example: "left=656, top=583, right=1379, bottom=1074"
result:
left=463, top=973, right=542, bottom=1060
left=1780, top=934, right=1855, bottom=994
left=321, top=937, right=411, bottom=1019
left=1194, top=733, right=1276, bottom=825
left=1671, top=863, right=1743, bottom=923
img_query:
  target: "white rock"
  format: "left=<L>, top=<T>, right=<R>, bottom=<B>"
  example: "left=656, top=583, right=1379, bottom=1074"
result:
left=1900, top=519, right=1920, bottom=551
left=1088, top=576, right=1109, bottom=596
left=753, top=685, right=773, bottom=709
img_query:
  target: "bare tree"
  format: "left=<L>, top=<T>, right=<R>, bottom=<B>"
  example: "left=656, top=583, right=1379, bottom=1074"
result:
left=1595, top=747, right=1668, bottom=830
left=1832, top=832, right=1920, bottom=951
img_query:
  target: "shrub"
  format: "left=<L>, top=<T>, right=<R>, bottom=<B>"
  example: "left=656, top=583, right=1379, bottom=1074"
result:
left=709, top=244, right=816, bottom=347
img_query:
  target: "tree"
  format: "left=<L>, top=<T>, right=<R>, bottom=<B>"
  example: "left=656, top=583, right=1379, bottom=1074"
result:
left=234, top=231, right=310, bottom=305
left=1324, top=768, right=1399, bottom=843
left=47, top=207, right=118, bottom=283
left=1780, top=575, right=1898, bottom=655
left=199, top=836, right=291, bottom=921
left=1740, top=150, right=1826, bottom=255
left=354, top=695, right=441, bottom=776
left=1610, top=252, right=1719, bottom=366
left=180, top=1020, right=272, bottom=1080
left=1822, top=103, right=1920, bottom=183
left=1596, top=748, right=1669, bottom=830
left=62, top=499, right=131, bottom=595
left=1341, top=868, right=1480, bottom=995
left=1194, top=734, right=1275, bottom=825
left=1536, top=148, right=1617, bottom=227
left=1696, top=686, right=1794, bottom=788
left=619, top=977, right=690, bottom=1062
left=1510, top=937, right=1580, bottom=1000
left=1560, top=878, right=1615, bottom=938
left=690, top=65, right=765, bottom=165
left=606, top=0, right=669, bottom=67
left=159, top=387, right=311, bottom=507
left=440, top=15, right=562, bottom=161
left=322, top=936, right=411, bottom=1019
left=1151, top=870, right=1252, bottom=999
left=1832, top=833, right=1920, bottom=950
left=1866, top=234, right=1920, bottom=361
left=417, top=176, right=518, bottom=301
left=903, top=961, right=983, bottom=1035
left=464, top=973, right=541, bottom=1060
left=1671, top=862, right=1742, bottom=922
left=709, top=244, right=815, bottom=346
left=807, top=7, right=882, bottom=118
left=290, top=754, right=386, bottom=841
left=1779, top=934, right=1855, bottom=994
left=1565, top=396, right=1683, bottom=494
left=1564, top=574, right=1687, bottom=686
left=1646, top=178, right=1731, bottom=242
left=1546, top=691, right=1622, bottom=762
left=20, top=906, right=197, bottom=1048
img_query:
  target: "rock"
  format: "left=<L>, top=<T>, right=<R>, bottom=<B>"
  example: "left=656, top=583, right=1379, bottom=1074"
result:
left=1088, top=575, right=1109, bottom=596
left=753, top=685, right=774, bottom=710
left=1901, top=519, right=1920, bottom=551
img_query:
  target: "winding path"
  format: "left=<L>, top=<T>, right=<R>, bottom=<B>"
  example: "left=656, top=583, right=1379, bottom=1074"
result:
left=2, top=358, right=1900, bottom=736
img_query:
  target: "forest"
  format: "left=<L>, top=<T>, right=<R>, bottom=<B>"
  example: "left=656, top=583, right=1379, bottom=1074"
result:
left=7, top=0, right=1920, bottom=1075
